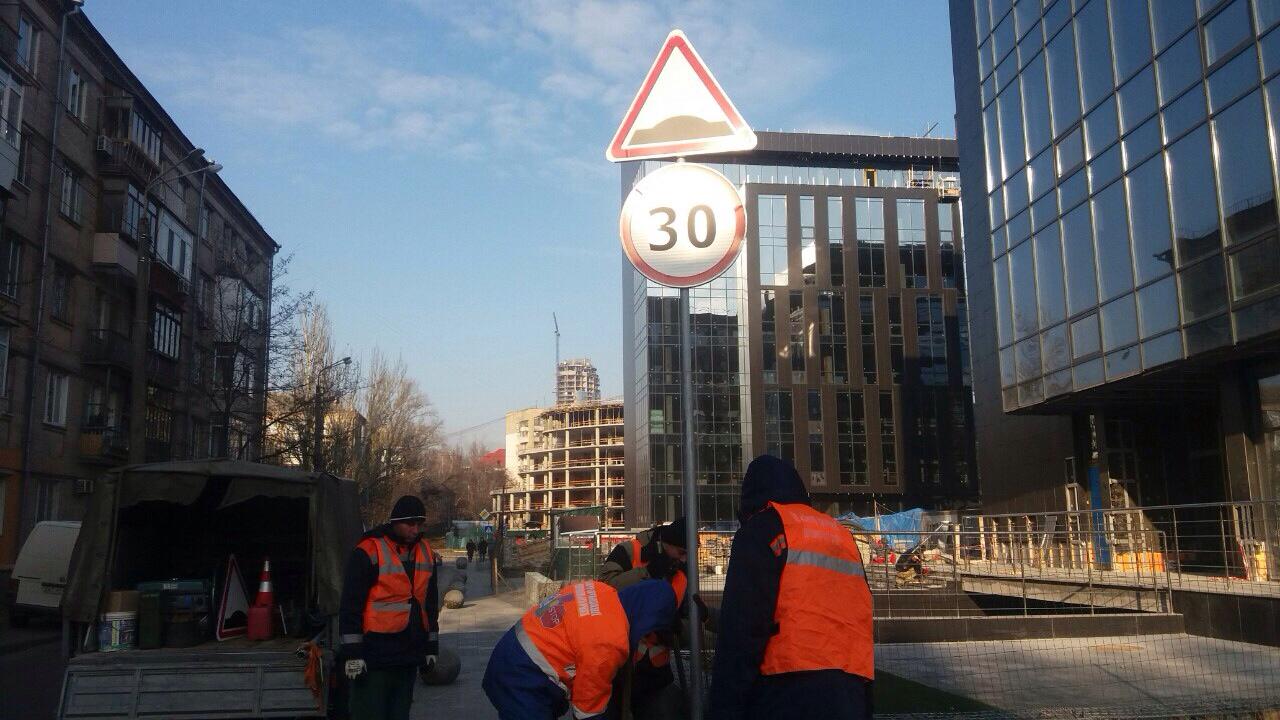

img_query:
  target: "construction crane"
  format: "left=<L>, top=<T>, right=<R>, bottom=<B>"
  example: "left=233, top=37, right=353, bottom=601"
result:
left=552, top=313, right=560, bottom=402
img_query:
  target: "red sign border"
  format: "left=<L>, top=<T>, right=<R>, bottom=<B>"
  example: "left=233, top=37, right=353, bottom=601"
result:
left=606, top=30, right=756, bottom=162
left=619, top=163, right=746, bottom=288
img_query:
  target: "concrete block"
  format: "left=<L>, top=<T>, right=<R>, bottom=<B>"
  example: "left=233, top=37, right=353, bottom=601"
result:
left=524, top=572, right=561, bottom=609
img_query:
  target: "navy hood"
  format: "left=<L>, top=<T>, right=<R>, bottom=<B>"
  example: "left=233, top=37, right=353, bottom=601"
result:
left=739, top=454, right=810, bottom=521
left=616, top=579, right=677, bottom=649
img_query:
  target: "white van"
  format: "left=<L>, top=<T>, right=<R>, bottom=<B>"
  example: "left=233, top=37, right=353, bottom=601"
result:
left=7, top=520, right=80, bottom=626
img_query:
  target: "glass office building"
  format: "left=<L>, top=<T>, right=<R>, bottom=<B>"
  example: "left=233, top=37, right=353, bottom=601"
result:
left=621, top=132, right=977, bottom=527
left=951, top=0, right=1280, bottom=514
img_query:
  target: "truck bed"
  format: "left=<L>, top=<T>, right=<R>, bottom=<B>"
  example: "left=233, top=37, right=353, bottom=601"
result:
left=59, top=638, right=328, bottom=719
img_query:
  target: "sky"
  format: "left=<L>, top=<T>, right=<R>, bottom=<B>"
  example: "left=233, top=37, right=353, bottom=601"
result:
left=88, top=0, right=958, bottom=448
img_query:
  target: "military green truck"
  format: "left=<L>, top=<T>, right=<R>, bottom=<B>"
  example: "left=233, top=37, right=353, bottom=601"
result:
left=56, top=460, right=362, bottom=719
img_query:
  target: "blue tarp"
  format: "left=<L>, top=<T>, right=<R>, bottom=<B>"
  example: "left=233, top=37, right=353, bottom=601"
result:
left=838, top=508, right=925, bottom=551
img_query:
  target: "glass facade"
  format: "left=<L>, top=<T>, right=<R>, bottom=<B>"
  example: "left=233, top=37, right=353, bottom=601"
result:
left=974, top=0, right=1280, bottom=410
left=625, top=144, right=974, bottom=524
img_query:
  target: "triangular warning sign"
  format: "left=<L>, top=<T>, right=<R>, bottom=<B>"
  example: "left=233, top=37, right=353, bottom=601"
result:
left=216, top=554, right=250, bottom=641
left=606, top=29, right=757, bottom=162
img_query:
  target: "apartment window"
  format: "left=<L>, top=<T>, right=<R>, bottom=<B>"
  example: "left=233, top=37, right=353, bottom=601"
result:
left=939, top=204, right=960, bottom=290
left=818, top=290, right=848, bottom=384
left=0, top=327, right=9, bottom=396
left=151, top=303, right=181, bottom=359
left=880, top=391, right=897, bottom=485
left=860, top=294, right=877, bottom=384
left=761, top=290, right=777, bottom=384
left=130, top=112, right=161, bottom=164
left=0, top=234, right=21, bottom=298
left=897, top=199, right=928, bottom=288
left=758, top=195, right=788, bottom=285
left=66, top=67, right=86, bottom=120
left=50, top=264, right=71, bottom=321
left=856, top=197, right=885, bottom=287
left=16, top=131, right=30, bottom=185
left=59, top=164, right=83, bottom=223
left=16, top=16, right=36, bottom=71
left=0, top=71, right=22, bottom=149
left=828, top=197, right=844, bottom=287
left=35, top=478, right=58, bottom=522
left=917, top=296, right=948, bottom=386
left=157, top=213, right=193, bottom=279
left=44, top=369, right=68, bottom=426
left=123, top=184, right=158, bottom=239
left=888, top=297, right=904, bottom=384
left=800, top=195, right=816, bottom=285
left=764, top=390, right=794, bottom=461
left=199, top=205, right=210, bottom=244
left=788, top=290, right=805, bottom=380
left=836, top=391, right=868, bottom=485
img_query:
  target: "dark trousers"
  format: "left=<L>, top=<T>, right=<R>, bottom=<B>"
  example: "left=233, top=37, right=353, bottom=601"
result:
left=349, top=665, right=416, bottom=720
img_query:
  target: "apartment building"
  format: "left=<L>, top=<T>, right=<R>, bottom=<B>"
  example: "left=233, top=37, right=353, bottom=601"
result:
left=556, top=358, right=601, bottom=406
left=0, top=1, right=276, bottom=564
left=492, top=399, right=625, bottom=530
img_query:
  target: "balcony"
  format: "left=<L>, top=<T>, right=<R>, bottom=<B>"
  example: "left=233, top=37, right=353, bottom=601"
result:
left=80, top=425, right=129, bottom=464
left=84, top=329, right=131, bottom=369
left=0, top=120, right=18, bottom=198
left=96, top=135, right=160, bottom=185
left=92, top=233, right=139, bottom=277
left=146, top=352, right=180, bottom=388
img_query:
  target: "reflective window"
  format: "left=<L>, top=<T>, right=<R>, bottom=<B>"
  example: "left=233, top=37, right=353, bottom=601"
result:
left=1088, top=144, right=1123, bottom=193
left=897, top=199, right=928, bottom=289
left=1022, top=52, right=1053, bottom=158
left=994, top=11, right=1017, bottom=64
left=1229, top=235, right=1280, bottom=299
left=1105, top=347, right=1141, bottom=379
left=990, top=187, right=1006, bottom=231
left=1118, top=66, right=1158, bottom=135
left=1235, top=293, right=1280, bottom=339
left=996, top=49, right=1019, bottom=91
left=1042, top=323, right=1071, bottom=373
left=1057, top=126, right=1085, bottom=176
left=1142, top=331, right=1184, bottom=367
left=856, top=198, right=886, bottom=288
left=1085, top=95, right=1119, bottom=159
left=1122, top=115, right=1162, bottom=170
left=1015, top=0, right=1041, bottom=41
left=1260, top=27, right=1280, bottom=76
left=1163, top=84, right=1207, bottom=140
left=758, top=195, right=788, bottom=285
left=1045, top=0, right=1071, bottom=39
left=1074, top=356, right=1105, bottom=387
left=1157, top=32, right=1203, bottom=104
left=1126, top=154, right=1176, bottom=284
left=1257, top=0, right=1280, bottom=29
left=998, top=82, right=1026, bottom=177
left=1110, top=0, right=1153, bottom=82
left=1101, top=294, right=1139, bottom=350
left=1076, top=0, right=1116, bottom=109
left=1058, top=168, right=1088, bottom=211
left=1008, top=209, right=1032, bottom=248
left=1029, top=147, right=1055, bottom=200
left=1168, top=125, right=1221, bottom=264
left=1010, top=239, right=1039, bottom=339
left=1071, top=313, right=1102, bottom=357
left=828, top=197, right=844, bottom=287
left=1205, top=0, right=1251, bottom=66
left=1093, top=181, right=1134, bottom=300
left=983, top=106, right=1001, bottom=188
left=1005, top=167, right=1030, bottom=217
left=1063, top=202, right=1100, bottom=314
left=1153, top=0, right=1197, bottom=52
left=1207, top=46, right=1260, bottom=112
left=1015, top=335, right=1042, bottom=381
left=1047, top=25, right=1083, bottom=135
left=1033, top=192, right=1060, bottom=232
left=1035, top=224, right=1067, bottom=326
left=1184, top=313, right=1231, bottom=353
left=1137, top=275, right=1180, bottom=337
left=1178, top=254, right=1228, bottom=320
left=1213, top=90, right=1276, bottom=245
left=975, top=0, right=992, bottom=40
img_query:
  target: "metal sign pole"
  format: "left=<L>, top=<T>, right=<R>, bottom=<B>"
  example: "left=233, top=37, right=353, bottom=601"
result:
left=678, top=286, right=704, bottom=720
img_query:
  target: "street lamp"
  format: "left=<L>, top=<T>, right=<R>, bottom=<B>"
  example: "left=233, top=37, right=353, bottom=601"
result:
left=312, top=356, right=352, bottom=473
left=180, top=159, right=222, bottom=455
left=128, top=149, right=220, bottom=462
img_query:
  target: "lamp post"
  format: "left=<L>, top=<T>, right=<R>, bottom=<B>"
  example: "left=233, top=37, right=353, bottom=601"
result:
left=180, top=160, right=221, bottom=457
left=128, top=148, right=216, bottom=462
left=311, top=356, right=352, bottom=473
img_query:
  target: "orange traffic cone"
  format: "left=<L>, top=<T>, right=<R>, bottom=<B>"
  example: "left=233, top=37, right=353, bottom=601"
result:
left=253, top=557, right=275, bottom=608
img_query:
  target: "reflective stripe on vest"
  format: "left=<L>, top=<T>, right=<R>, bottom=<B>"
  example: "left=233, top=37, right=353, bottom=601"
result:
left=359, top=536, right=434, bottom=635
left=760, top=502, right=874, bottom=680
left=628, top=538, right=645, bottom=569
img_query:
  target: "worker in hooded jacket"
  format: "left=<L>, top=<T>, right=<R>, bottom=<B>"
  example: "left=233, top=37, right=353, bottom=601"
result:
left=709, top=455, right=874, bottom=720
left=482, top=578, right=677, bottom=720
left=339, top=495, right=441, bottom=720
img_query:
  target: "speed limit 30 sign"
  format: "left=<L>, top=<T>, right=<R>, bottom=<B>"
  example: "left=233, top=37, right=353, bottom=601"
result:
left=619, top=162, right=745, bottom=288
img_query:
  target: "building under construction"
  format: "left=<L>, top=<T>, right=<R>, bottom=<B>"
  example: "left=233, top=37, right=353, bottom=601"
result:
left=491, top=398, right=624, bottom=530
left=556, top=358, right=601, bottom=406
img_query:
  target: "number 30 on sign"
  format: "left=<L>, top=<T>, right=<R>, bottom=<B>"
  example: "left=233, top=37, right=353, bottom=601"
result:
left=619, top=162, right=746, bottom=288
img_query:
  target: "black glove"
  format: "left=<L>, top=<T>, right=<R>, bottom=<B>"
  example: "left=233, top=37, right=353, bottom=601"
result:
left=647, top=551, right=677, bottom=580
left=693, top=592, right=708, bottom=619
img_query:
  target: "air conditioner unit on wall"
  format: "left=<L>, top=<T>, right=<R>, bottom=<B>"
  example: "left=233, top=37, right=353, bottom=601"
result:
left=74, top=478, right=94, bottom=495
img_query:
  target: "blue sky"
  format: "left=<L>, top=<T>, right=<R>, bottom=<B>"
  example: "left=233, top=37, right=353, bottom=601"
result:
left=88, top=1, right=958, bottom=447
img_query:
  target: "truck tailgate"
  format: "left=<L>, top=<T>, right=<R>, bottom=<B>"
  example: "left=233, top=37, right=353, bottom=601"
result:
left=58, top=640, right=327, bottom=719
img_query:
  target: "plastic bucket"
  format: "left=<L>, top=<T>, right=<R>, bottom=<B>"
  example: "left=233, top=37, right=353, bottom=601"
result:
left=99, top=611, right=138, bottom=652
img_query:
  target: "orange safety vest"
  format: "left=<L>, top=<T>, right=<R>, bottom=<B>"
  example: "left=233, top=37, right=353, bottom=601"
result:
left=624, top=535, right=687, bottom=668
left=356, top=535, right=435, bottom=635
left=515, top=580, right=631, bottom=719
left=760, top=502, right=873, bottom=681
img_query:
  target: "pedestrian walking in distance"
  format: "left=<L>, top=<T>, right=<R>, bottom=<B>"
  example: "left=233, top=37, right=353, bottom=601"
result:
left=478, top=538, right=489, bottom=561
left=483, top=579, right=677, bottom=720
left=466, top=539, right=477, bottom=563
left=339, top=495, right=441, bottom=720
left=710, top=455, right=874, bottom=720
